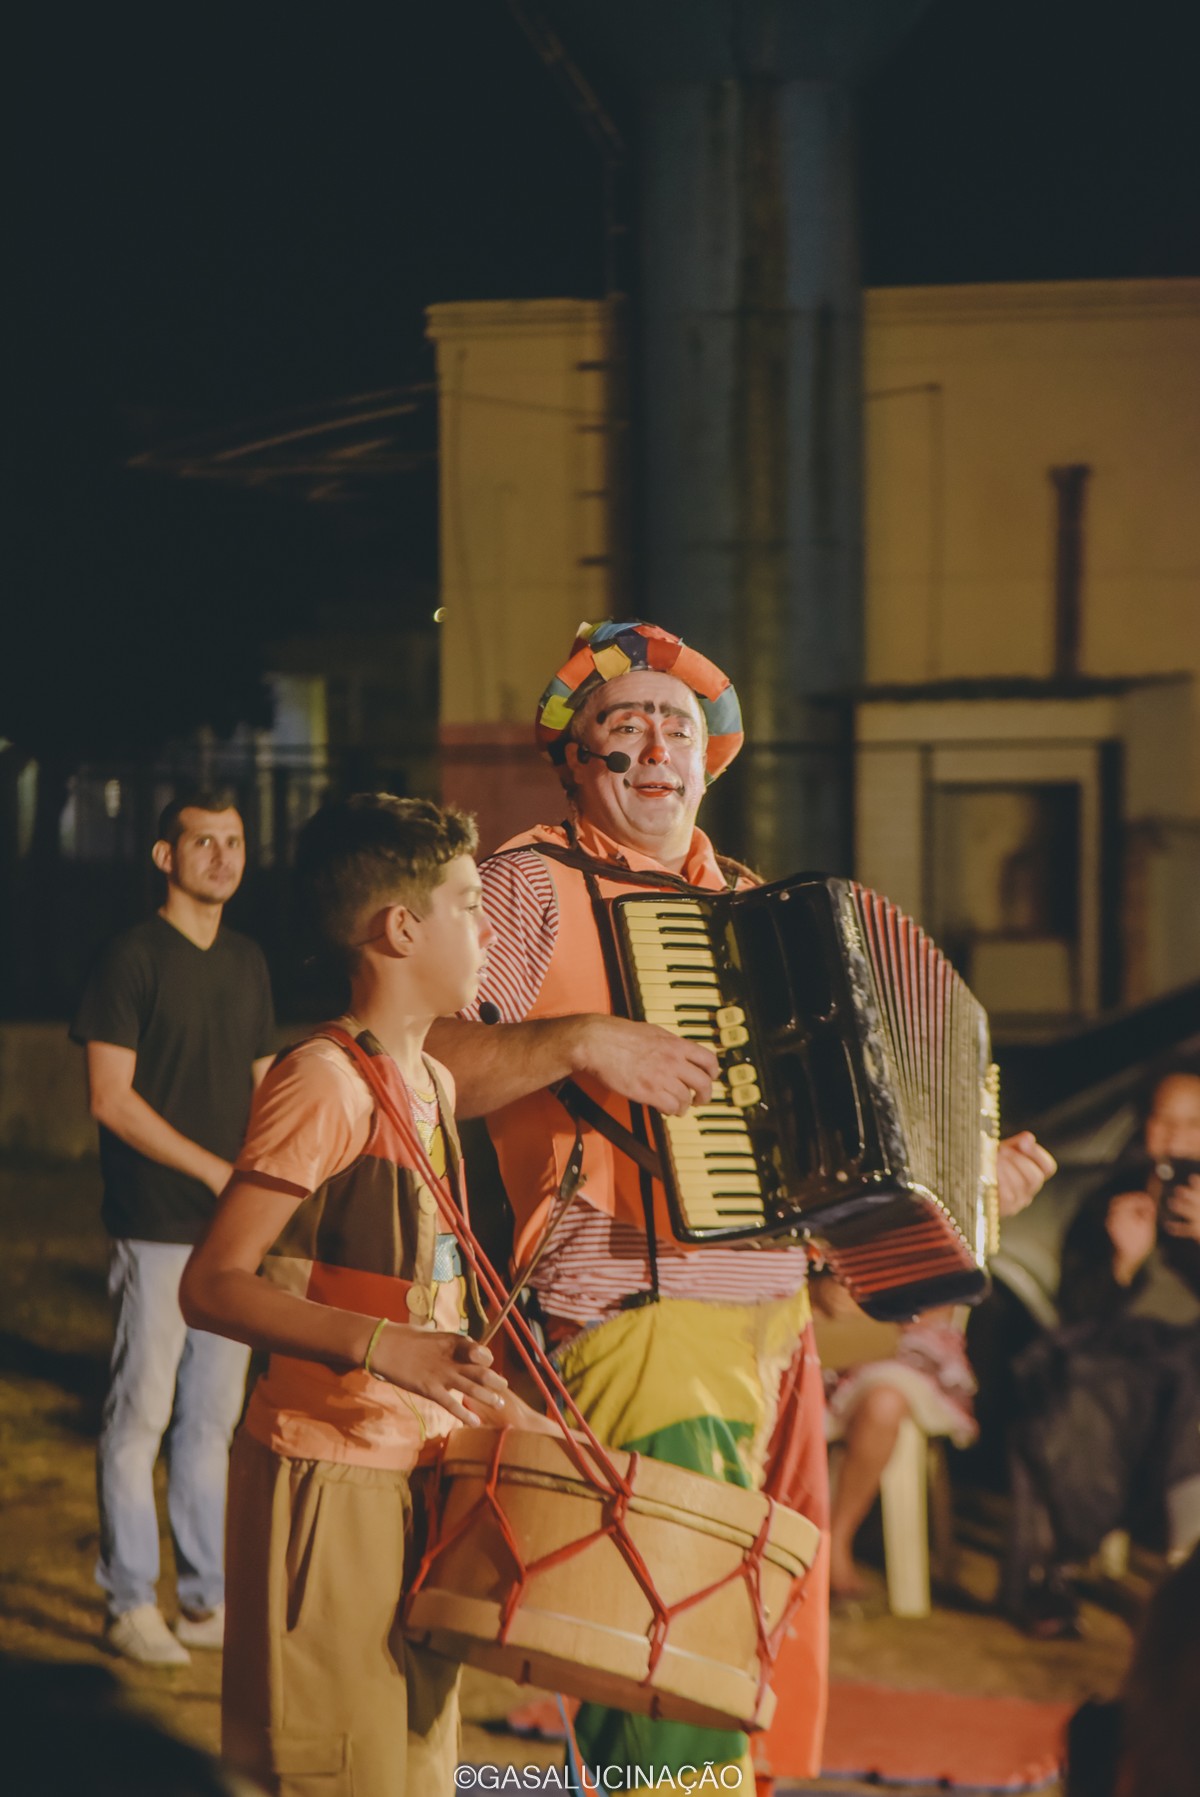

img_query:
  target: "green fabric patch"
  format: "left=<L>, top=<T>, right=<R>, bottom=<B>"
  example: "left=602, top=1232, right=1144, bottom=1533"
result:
left=573, top=1703, right=747, bottom=1786
left=620, top=1415, right=756, bottom=1489
left=539, top=692, right=575, bottom=731
left=570, top=1412, right=756, bottom=1778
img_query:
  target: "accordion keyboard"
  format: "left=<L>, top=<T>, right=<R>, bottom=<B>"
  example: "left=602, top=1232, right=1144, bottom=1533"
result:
left=612, top=877, right=1000, bottom=1319
left=618, top=902, right=769, bottom=1232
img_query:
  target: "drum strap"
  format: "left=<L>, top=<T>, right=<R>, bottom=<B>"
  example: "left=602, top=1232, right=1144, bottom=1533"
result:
left=324, top=1024, right=817, bottom=1709
left=317, top=1027, right=684, bottom=1499
left=552, top=1078, right=662, bottom=1182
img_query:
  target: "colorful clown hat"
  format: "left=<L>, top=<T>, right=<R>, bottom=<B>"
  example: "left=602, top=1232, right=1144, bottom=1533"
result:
left=536, top=619, right=743, bottom=782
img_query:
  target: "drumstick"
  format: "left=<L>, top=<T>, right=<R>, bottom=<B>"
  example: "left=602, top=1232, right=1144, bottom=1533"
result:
left=479, top=1129, right=586, bottom=1346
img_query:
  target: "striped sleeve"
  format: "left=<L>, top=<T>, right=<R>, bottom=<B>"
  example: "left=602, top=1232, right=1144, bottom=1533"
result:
left=530, top=1201, right=809, bottom=1323
left=461, top=849, right=559, bottom=1024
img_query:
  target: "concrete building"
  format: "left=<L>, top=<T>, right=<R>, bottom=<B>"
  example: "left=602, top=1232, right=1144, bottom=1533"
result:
left=430, top=278, right=1200, bottom=1030
left=428, top=299, right=617, bottom=846
left=858, top=279, right=1200, bottom=1031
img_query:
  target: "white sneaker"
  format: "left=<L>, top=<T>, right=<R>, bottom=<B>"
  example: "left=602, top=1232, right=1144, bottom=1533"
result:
left=174, top=1601, right=226, bottom=1650
left=107, top=1604, right=192, bottom=1667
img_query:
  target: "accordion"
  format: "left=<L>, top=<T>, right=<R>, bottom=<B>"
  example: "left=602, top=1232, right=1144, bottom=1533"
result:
left=613, top=876, right=1000, bottom=1322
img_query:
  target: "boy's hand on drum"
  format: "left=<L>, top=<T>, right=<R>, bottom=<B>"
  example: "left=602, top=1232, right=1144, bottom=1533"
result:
left=467, top=1387, right=564, bottom=1435
left=370, top=1326, right=508, bottom=1425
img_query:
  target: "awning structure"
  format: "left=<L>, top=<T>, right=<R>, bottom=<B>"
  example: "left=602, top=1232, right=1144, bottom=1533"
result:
left=128, top=385, right=436, bottom=503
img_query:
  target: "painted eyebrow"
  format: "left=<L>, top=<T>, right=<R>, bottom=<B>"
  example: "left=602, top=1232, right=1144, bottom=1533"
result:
left=593, top=700, right=697, bottom=725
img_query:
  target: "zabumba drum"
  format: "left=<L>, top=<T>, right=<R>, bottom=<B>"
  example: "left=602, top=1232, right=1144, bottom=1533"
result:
left=403, top=1427, right=821, bottom=1732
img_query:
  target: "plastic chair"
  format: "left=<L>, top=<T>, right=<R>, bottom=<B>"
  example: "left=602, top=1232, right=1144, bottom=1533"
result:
left=878, top=1416, right=955, bottom=1617
left=817, top=1306, right=957, bottom=1617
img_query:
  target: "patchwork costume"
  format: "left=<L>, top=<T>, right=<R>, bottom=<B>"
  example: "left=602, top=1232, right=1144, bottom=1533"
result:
left=465, top=623, right=830, bottom=1790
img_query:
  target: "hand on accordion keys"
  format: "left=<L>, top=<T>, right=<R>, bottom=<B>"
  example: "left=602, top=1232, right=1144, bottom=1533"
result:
left=996, top=1132, right=1057, bottom=1218
left=570, top=1013, right=721, bottom=1119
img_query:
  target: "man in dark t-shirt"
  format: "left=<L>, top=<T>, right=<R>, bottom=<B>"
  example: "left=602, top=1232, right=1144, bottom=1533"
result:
left=71, top=789, right=275, bottom=1666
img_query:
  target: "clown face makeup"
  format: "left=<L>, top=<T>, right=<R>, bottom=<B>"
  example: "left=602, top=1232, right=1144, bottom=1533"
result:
left=568, top=671, right=708, bottom=862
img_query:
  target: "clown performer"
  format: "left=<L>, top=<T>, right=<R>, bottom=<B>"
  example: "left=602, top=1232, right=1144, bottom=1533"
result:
left=428, top=620, right=1053, bottom=1792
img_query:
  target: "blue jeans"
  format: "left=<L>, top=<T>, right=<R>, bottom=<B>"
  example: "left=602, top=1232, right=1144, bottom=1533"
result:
left=97, top=1239, right=250, bottom=1617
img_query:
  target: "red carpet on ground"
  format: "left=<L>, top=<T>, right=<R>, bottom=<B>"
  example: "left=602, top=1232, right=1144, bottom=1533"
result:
left=791, top=1680, right=1071, bottom=1790
left=512, top=1683, right=1073, bottom=1792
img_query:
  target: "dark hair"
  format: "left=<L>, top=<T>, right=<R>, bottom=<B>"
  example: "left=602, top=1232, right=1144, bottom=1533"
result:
left=156, top=788, right=242, bottom=846
left=1064, top=1697, right=1122, bottom=1797
left=295, top=794, right=478, bottom=963
left=1118, top=1545, right=1200, bottom=1797
left=1146, top=1058, right=1200, bottom=1110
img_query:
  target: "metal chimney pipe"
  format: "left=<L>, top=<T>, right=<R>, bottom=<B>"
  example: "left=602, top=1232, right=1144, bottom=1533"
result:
left=548, top=0, right=930, bottom=876
left=1050, top=463, right=1091, bottom=680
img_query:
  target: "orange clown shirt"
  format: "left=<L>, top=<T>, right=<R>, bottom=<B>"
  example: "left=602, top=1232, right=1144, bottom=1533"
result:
left=463, top=815, right=810, bottom=1324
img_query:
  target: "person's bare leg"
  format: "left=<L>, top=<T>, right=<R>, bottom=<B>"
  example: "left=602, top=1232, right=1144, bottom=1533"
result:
left=829, top=1384, right=911, bottom=1596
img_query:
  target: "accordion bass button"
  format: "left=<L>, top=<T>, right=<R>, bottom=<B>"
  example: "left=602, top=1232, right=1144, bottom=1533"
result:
left=719, top=1025, right=750, bottom=1048
left=715, top=1005, right=745, bottom=1029
left=730, top=1085, right=761, bottom=1108
left=728, top=1064, right=759, bottom=1086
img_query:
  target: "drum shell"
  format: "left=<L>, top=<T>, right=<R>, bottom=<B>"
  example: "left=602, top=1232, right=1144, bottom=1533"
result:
left=403, top=1427, right=821, bottom=1732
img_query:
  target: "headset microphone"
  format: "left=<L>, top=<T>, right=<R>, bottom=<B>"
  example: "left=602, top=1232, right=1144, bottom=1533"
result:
left=575, top=746, right=632, bottom=774
left=478, top=1001, right=501, bottom=1025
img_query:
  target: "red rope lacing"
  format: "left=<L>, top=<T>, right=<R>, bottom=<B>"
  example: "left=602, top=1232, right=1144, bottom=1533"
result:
left=320, top=1026, right=809, bottom=1705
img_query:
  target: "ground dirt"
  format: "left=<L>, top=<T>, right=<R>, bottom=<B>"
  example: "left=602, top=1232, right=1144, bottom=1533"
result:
left=0, top=1157, right=1141, bottom=1793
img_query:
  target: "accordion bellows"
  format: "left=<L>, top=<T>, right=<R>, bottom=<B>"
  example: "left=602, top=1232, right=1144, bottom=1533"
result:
left=614, top=876, right=1001, bottom=1322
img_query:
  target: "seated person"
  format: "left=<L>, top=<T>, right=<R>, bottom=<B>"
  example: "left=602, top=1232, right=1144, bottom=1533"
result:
left=1005, top=1066, right=1200, bottom=1637
left=818, top=1291, right=977, bottom=1604
left=815, top=1133, right=1055, bottom=1603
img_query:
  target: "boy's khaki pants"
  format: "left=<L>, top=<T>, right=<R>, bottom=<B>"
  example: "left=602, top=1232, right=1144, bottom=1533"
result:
left=222, top=1431, right=460, bottom=1797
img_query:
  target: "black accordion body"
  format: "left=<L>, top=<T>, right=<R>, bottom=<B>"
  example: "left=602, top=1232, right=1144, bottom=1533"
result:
left=613, top=875, right=1001, bottom=1322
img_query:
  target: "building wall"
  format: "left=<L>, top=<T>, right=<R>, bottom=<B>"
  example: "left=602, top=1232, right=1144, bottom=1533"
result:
left=0, top=1023, right=93, bottom=1157
left=863, top=279, right=1200, bottom=803
left=427, top=299, right=616, bottom=851
left=429, top=282, right=1200, bottom=806
left=426, top=284, right=1200, bottom=994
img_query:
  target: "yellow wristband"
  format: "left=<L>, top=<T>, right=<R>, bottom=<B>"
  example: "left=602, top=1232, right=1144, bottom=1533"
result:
left=362, top=1316, right=390, bottom=1380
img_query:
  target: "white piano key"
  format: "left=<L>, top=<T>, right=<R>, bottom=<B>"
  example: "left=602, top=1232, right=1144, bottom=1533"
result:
left=666, top=1155, right=755, bottom=1174
left=670, top=1179, right=765, bottom=1198
left=664, top=1115, right=751, bottom=1135
left=643, top=949, right=714, bottom=963
left=676, top=1203, right=767, bottom=1225
left=623, top=910, right=706, bottom=926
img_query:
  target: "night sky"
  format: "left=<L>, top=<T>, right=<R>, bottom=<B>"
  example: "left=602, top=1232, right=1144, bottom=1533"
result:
left=9, top=0, right=1198, bottom=746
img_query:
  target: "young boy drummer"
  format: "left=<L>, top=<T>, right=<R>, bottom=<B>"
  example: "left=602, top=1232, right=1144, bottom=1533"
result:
left=182, top=795, right=546, bottom=1797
